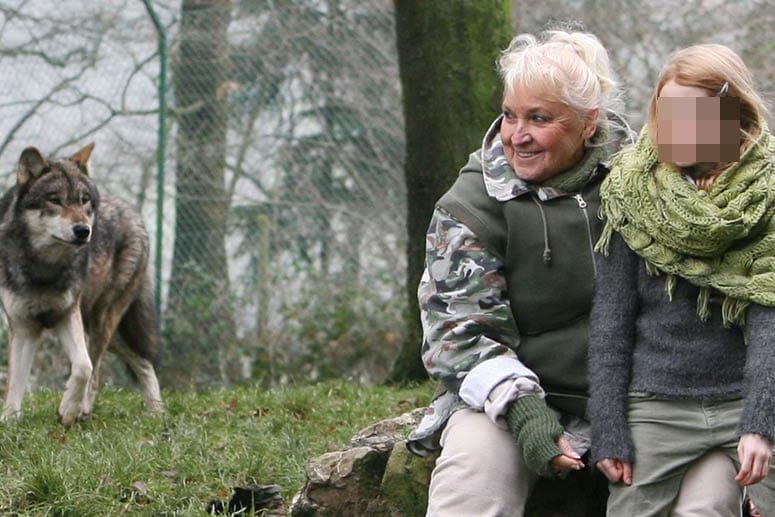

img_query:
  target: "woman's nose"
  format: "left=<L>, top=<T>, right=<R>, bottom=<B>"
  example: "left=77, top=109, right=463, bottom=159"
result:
left=511, top=122, right=531, bottom=144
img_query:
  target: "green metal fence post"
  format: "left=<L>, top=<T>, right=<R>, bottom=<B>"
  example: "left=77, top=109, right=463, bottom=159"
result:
left=141, top=0, right=167, bottom=322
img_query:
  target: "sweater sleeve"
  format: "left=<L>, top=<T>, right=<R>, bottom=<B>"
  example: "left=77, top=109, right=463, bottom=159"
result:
left=738, top=304, right=775, bottom=442
left=419, top=207, right=538, bottom=397
left=587, top=231, right=639, bottom=464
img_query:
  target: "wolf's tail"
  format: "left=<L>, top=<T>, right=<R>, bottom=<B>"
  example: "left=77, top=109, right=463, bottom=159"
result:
left=117, top=277, right=160, bottom=362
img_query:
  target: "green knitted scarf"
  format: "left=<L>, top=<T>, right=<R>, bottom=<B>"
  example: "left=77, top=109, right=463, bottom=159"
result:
left=596, top=125, right=775, bottom=326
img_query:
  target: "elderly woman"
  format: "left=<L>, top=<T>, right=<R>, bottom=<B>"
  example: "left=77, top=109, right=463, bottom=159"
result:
left=589, top=43, right=775, bottom=516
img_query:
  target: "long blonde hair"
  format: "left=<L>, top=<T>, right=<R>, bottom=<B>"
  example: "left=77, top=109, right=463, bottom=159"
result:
left=647, top=44, right=768, bottom=150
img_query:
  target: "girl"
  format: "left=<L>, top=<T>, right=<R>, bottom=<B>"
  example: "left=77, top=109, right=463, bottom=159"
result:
left=588, top=43, right=775, bottom=516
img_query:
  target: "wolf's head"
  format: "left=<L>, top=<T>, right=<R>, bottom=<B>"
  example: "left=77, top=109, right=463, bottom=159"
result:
left=16, top=143, right=101, bottom=258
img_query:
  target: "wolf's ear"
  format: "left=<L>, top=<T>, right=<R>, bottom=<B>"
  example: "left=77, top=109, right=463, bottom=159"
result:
left=18, top=147, right=49, bottom=186
left=69, top=142, right=95, bottom=176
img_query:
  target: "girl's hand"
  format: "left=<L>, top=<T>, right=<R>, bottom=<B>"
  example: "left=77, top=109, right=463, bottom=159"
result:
left=596, top=458, right=632, bottom=485
left=736, top=433, right=772, bottom=486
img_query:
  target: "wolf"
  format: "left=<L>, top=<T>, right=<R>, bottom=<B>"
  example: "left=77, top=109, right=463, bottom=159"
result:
left=0, top=143, right=165, bottom=426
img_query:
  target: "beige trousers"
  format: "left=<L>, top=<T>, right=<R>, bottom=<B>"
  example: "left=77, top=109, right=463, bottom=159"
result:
left=427, top=408, right=741, bottom=517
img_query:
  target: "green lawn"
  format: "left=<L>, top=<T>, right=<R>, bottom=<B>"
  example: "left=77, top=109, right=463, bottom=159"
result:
left=0, top=380, right=432, bottom=516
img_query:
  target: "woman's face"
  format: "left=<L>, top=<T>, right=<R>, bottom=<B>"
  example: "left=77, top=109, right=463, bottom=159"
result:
left=499, top=83, right=596, bottom=183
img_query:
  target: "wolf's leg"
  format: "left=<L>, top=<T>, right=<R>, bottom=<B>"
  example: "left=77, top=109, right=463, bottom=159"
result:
left=80, top=340, right=102, bottom=421
left=80, top=329, right=103, bottom=420
left=2, top=326, right=42, bottom=421
left=81, top=299, right=132, bottom=418
left=111, top=338, right=165, bottom=413
left=113, top=283, right=164, bottom=413
left=55, top=308, right=92, bottom=427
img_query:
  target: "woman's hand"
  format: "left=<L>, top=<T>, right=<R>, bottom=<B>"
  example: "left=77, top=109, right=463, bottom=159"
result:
left=596, top=458, right=632, bottom=485
left=736, top=433, right=772, bottom=486
left=550, top=435, right=584, bottom=472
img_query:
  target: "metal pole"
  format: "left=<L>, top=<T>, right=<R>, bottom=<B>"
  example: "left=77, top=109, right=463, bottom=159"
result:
left=141, top=0, right=167, bottom=323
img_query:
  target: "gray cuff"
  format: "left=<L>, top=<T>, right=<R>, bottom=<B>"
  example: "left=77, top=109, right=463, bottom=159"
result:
left=459, top=356, right=542, bottom=409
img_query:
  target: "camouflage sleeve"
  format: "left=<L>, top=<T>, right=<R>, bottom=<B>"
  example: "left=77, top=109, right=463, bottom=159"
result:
left=419, top=207, right=522, bottom=390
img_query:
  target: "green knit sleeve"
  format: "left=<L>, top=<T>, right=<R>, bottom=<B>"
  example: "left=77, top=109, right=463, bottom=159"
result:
left=506, top=395, right=564, bottom=476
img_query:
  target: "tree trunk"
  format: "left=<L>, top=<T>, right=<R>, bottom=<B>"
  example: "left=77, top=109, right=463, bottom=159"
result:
left=389, top=0, right=512, bottom=382
left=163, top=0, right=235, bottom=388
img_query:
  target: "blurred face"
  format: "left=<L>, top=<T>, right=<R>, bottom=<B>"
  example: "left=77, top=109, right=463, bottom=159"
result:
left=656, top=79, right=740, bottom=167
left=500, top=83, right=597, bottom=183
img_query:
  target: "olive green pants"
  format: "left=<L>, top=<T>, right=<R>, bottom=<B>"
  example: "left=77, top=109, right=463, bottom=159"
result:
left=607, top=396, right=775, bottom=517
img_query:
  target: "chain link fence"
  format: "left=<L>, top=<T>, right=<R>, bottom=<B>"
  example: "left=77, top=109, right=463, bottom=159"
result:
left=512, top=0, right=775, bottom=130
left=0, top=0, right=406, bottom=389
left=0, top=0, right=773, bottom=390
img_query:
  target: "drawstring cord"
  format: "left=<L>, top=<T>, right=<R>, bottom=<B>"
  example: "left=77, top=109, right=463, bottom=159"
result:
left=530, top=193, right=552, bottom=266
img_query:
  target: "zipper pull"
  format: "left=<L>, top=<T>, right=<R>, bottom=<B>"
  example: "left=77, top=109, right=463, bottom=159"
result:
left=574, top=193, right=587, bottom=209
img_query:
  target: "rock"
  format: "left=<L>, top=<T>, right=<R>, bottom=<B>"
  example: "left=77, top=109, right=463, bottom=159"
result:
left=291, top=408, right=607, bottom=516
left=291, top=446, right=391, bottom=516
left=207, top=484, right=286, bottom=515
left=381, top=441, right=437, bottom=515
left=349, top=408, right=428, bottom=451
left=291, top=408, right=427, bottom=516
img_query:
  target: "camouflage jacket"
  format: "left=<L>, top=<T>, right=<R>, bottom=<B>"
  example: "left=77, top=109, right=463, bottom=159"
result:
left=408, top=116, right=608, bottom=455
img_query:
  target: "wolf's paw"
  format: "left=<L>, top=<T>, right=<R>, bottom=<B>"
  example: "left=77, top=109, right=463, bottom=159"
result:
left=0, top=409, right=21, bottom=423
left=57, top=405, right=81, bottom=428
left=57, top=410, right=74, bottom=428
left=147, top=399, right=166, bottom=414
left=56, top=410, right=91, bottom=427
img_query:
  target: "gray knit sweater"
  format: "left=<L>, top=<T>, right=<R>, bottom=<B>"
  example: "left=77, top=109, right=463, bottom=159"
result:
left=588, top=232, right=775, bottom=464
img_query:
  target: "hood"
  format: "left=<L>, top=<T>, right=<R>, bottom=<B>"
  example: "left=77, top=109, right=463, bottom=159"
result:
left=477, top=115, right=608, bottom=202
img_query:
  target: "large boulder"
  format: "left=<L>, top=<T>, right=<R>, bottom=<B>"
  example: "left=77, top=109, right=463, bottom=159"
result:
left=291, top=408, right=428, bottom=516
left=291, top=408, right=607, bottom=516
left=291, top=445, right=392, bottom=516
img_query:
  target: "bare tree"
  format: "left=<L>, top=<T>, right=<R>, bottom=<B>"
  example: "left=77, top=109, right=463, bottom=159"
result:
left=0, top=1, right=161, bottom=184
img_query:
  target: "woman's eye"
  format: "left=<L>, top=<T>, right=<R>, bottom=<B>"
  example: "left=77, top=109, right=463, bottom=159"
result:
left=532, top=114, right=549, bottom=122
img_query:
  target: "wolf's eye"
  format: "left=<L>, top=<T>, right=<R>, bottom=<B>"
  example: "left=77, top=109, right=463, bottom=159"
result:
left=80, top=193, right=91, bottom=205
left=46, top=195, right=61, bottom=206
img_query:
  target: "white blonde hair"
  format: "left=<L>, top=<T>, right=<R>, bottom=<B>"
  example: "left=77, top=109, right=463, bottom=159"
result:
left=497, top=29, right=626, bottom=138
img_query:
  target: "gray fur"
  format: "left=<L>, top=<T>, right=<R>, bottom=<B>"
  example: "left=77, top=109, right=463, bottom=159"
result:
left=0, top=143, right=164, bottom=426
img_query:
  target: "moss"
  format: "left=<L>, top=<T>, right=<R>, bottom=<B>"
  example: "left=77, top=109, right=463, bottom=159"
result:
left=381, top=442, right=437, bottom=516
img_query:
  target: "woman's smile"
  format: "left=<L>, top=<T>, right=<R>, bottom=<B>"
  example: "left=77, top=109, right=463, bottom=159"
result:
left=500, top=84, right=596, bottom=183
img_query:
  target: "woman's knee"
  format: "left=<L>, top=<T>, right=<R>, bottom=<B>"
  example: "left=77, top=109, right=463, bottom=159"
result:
left=428, top=409, right=535, bottom=515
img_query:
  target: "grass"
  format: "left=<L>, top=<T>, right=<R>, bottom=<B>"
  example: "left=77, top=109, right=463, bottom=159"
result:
left=0, top=380, right=433, bottom=516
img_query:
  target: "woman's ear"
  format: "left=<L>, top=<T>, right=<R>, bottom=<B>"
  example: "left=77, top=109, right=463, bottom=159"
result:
left=583, top=108, right=600, bottom=140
